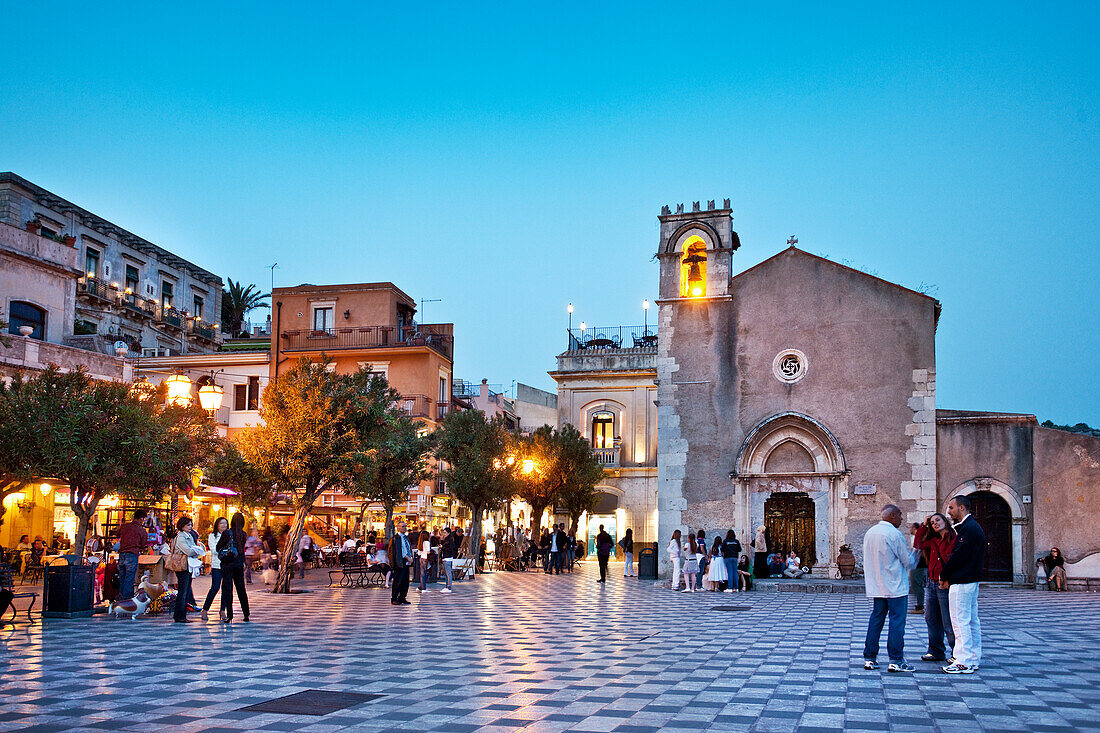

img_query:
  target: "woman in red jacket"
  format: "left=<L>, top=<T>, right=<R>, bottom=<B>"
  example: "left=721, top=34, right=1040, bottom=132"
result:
left=915, top=513, right=957, bottom=662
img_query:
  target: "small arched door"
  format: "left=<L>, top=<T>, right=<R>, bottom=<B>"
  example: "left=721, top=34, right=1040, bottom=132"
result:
left=969, top=491, right=1012, bottom=581
left=764, top=492, right=817, bottom=568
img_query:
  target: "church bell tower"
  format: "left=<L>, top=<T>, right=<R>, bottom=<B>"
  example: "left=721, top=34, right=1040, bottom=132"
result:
left=655, top=199, right=740, bottom=302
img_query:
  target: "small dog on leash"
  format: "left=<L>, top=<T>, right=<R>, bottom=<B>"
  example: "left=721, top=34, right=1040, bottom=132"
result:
left=108, top=588, right=151, bottom=620
left=262, top=568, right=278, bottom=585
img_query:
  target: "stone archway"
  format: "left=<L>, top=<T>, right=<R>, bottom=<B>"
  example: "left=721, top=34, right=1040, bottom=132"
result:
left=733, top=413, right=848, bottom=575
left=945, top=478, right=1027, bottom=583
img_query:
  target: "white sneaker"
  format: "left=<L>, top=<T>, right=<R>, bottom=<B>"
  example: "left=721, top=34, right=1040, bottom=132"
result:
left=418, top=588, right=430, bottom=593
left=440, top=588, right=452, bottom=594
left=680, top=589, right=690, bottom=593
left=724, top=589, right=734, bottom=593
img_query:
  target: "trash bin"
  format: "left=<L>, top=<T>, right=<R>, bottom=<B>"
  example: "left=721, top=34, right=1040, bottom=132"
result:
left=638, top=546, right=657, bottom=579
left=43, top=556, right=94, bottom=619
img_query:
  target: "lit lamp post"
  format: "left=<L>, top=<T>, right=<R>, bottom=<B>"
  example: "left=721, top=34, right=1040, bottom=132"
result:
left=567, top=303, right=573, bottom=332
left=197, top=382, right=224, bottom=416
left=643, top=299, right=649, bottom=335
left=165, top=373, right=193, bottom=407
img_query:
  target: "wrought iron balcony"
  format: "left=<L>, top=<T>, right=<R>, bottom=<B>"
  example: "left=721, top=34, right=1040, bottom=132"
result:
left=78, top=277, right=112, bottom=302
left=397, top=394, right=432, bottom=418
left=436, top=402, right=450, bottom=420
left=567, top=324, right=657, bottom=351
left=120, top=292, right=158, bottom=319
left=160, top=307, right=183, bottom=329
left=594, top=447, right=620, bottom=467
left=280, top=324, right=453, bottom=360
left=190, top=320, right=217, bottom=341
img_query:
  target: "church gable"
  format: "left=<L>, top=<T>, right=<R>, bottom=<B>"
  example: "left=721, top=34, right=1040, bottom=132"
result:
left=732, top=246, right=939, bottom=319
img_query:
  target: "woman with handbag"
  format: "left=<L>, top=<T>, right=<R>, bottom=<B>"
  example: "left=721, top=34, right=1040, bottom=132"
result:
left=168, top=516, right=206, bottom=623
left=201, top=517, right=229, bottom=619
left=218, top=512, right=250, bottom=622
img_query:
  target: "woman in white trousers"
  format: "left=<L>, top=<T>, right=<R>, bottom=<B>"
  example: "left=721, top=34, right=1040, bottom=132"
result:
left=668, top=529, right=682, bottom=591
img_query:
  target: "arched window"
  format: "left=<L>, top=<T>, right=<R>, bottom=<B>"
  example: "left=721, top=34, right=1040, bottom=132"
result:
left=8, top=301, right=46, bottom=340
left=679, top=236, right=707, bottom=297
left=591, top=411, right=615, bottom=449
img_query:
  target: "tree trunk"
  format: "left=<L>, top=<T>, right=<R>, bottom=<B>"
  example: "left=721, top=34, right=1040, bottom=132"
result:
left=468, top=503, right=483, bottom=575
left=70, top=487, right=97, bottom=562
left=274, top=503, right=311, bottom=593
left=169, top=489, right=179, bottom=525
left=529, top=501, right=548, bottom=536
left=384, top=504, right=395, bottom=540
left=569, top=511, right=582, bottom=536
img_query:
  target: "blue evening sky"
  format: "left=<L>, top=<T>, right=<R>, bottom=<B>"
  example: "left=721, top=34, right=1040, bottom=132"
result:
left=2, top=3, right=1097, bottom=424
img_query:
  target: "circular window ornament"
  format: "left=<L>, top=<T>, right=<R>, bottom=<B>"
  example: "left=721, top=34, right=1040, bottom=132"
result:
left=772, top=349, right=808, bottom=384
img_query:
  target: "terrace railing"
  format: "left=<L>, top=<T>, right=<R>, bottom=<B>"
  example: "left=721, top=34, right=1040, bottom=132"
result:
left=567, top=324, right=657, bottom=351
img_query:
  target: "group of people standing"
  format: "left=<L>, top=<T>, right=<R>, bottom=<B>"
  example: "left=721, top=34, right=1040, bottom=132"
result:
left=169, top=513, right=250, bottom=624
left=387, top=521, right=463, bottom=604
left=667, top=529, right=753, bottom=593
left=862, top=496, right=984, bottom=674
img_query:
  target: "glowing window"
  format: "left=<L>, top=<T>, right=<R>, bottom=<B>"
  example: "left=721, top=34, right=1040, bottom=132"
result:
left=679, top=236, right=707, bottom=297
left=592, top=411, right=615, bottom=449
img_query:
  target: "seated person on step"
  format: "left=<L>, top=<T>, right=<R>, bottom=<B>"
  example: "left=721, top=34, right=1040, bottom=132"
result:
left=782, top=551, right=805, bottom=578
left=768, top=551, right=786, bottom=577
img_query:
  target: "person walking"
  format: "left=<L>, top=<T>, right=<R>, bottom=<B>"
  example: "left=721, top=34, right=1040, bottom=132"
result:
left=753, top=525, right=769, bottom=578
left=915, top=513, right=956, bottom=662
left=862, top=504, right=920, bottom=673
left=243, top=527, right=262, bottom=584
left=389, top=521, right=413, bottom=605
left=170, top=516, right=207, bottom=624
left=416, top=527, right=432, bottom=593
left=218, top=512, right=250, bottom=622
left=721, top=530, right=741, bottom=592
left=620, top=528, right=635, bottom=577
left=297, top=531, right=315, bottom=579
left=909, top=522, right=927, bottom=614
left=595, top=525, right=613, bottom=583
left=553, top=524, right=569, bottom=574
left=940, top=495, right=985, bottom=674
left=547, top=523, right=561, bottom=575
left=439, top=526, right=457, bottom=593
left=201, top=517, right=228, bottom=619
left=668, top=529, right=683, bottom=591
left=116, top=509, right=148, bottom=600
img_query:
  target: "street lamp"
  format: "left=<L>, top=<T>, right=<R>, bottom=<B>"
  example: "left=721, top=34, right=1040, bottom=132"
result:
left=643, top=299, right=650, bottom=335
left=567, top=303, right=573, bottom=332
left=197, top=382, right=224, bottom=414
left=522, top=458, right=535, bottom=475
left=165, top=373, right=193, bottom=407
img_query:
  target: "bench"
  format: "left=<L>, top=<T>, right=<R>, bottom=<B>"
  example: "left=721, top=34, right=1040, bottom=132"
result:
left=328, top=558, right=388, bottom=588
left=0, top=565, right=38, bottom=626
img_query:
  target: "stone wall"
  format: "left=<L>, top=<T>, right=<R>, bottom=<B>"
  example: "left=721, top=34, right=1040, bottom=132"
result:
left=1032, top=427, right=1100, bottom=564
left=0, top=334, right=130, bottom=382
left=900, top=368, right=938, bottom=522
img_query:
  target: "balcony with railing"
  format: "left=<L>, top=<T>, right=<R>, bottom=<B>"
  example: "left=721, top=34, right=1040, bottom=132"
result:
left=436, top=402, right=449, bottom=420
left=566, top=324, right=657, bottom=351
left=159, top=307, right=183, bottom=329
left=120, top=291, right=159, bottom=319
left=78, top=277, right=113, bottom=302
left=280, top=323, right=454, bottom=360
left=594, top=446, right=621, bottom=467
left=397, top=394, right=432, bottom=418
left=189, top=319, right=218, bottom=341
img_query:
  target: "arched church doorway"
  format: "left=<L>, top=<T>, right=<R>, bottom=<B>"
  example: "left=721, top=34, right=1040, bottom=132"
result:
left=764, top=492, right=817, bottom=568
left=969, top=490, right=1012, bottom=581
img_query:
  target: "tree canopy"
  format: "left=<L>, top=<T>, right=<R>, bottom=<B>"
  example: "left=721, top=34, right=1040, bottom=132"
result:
left=434, top=409, right=513, bottom=567
left=0, top=366, right=219, bottom=557
left=236, top=357, right=397, bottom=591
left=220, top=278, right=269, bottom=337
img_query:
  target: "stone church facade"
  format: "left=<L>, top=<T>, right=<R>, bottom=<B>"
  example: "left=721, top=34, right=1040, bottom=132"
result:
left=653, top=202, right=1100, bottom=585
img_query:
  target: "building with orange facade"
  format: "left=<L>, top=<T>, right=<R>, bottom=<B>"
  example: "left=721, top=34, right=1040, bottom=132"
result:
left=271, top=282, right=458, bottom=530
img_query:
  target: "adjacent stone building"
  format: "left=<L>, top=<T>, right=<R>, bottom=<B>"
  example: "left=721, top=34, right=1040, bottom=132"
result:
left=645, top=200, right=1099, bottom=584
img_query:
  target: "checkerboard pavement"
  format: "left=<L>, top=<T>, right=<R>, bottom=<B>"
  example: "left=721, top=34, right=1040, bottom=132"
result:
left=2, top=563, right=1099, bottom=732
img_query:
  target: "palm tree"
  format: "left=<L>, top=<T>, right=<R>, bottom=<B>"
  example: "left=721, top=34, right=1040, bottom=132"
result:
left=221, top=279, right=270, bottom=337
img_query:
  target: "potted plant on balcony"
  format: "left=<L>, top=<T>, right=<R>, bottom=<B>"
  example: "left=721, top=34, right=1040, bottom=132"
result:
left=62, top=234, right=77, bottom=246
left=24, top=219, right=40, bottom=234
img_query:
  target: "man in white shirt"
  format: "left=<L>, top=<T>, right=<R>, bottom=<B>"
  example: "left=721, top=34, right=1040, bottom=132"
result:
left=862, top=504, right=920, bottom=673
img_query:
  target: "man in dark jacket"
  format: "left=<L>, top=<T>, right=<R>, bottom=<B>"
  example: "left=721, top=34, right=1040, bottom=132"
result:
left=117, top=509, right=148, bottom=600
left=940, top=495, right=985, bottom=674
left=388, top=521, right=413, bottom=605
left=552, top=524, right=569, bottom=575
left=595, top=525, right=613, bottom=583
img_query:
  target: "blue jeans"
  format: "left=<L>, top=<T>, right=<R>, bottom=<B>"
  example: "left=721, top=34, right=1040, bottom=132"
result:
left=924, top=580, right=955, bottom=659
left=202, top=568, right=223, bottom=611
left=723, top=557, right=738, bottom=589
left=443, top=558, right=453, bottom=589
left=174, top=571, right=193, bottom=621
left=864, top=596, right=908, bottom=663
left=118, top=552, right=139, bottom=600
